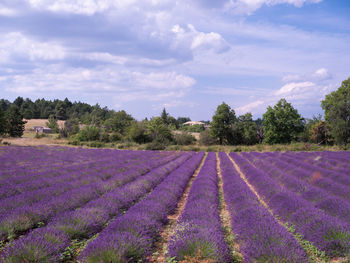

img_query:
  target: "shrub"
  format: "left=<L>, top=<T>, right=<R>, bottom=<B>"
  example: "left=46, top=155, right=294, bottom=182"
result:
left=174, top=132, right=195, bottom=145
left=110, top=132, right=122, bottom=142
left=99, top=131, right=110, bottom=143
left=77, top=126, right=100, bottom=141
left=199, top=130, right=216, bottom=146
left=145, top=141, right=166, bottom=150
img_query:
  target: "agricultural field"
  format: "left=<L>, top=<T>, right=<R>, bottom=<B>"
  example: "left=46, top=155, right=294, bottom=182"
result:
left=0, top=146, right=350, bottom=263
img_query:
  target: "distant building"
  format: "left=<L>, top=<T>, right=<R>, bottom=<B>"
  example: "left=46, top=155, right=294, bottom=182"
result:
left=182, top=121, right=205, bottom=126
left=32, top=126, right=53, bottom=134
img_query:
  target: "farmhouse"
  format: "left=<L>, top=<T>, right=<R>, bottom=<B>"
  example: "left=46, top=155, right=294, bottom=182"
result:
left=31, top=126, right=53, bottom=133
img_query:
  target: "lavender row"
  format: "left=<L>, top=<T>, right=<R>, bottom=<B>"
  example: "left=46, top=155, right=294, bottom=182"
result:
left=0, top=148, right=172, bottom=198
left=0, top=151, right=183, bottom=241
left=283, top=151, right=350, bottom=174
left=0, top=152, right=195, bottom=262
left=0, top=150, right=178, bottom=214
left=167, top=152, right=230, bottom=262
left=266, top=152, right=350, bottom=187
left=242, top=152, right=350, bottom=226
left=78, top=152, right=204, bottom=263
left=219, top=152, right=308, bottom=263
left=230, top=152, right=350, bottom=257
left=247, top=152, right=350, bottom=203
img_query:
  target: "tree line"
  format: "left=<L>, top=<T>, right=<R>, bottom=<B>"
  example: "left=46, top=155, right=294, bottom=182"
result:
left=0, top=77, right=349, bottom=147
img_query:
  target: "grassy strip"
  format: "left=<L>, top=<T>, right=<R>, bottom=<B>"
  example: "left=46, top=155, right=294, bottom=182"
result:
left=216, top=153, right=242, bottom=263
left=149, top=153, right=208, bottom=263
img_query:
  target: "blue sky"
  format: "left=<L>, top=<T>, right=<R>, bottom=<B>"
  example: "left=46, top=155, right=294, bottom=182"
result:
left=0, top=0, right=349, bottom=120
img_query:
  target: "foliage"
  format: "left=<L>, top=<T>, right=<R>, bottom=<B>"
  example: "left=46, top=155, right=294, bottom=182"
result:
left=63, top=118, right=80, bottom=137
left=146, top=117, right=173, bottom=144
left=174, top=132, right=195, bottom=145
left=210, top=102, right=236, bottom=145
left=46, top=114, right=59, bottom=133
left=262, top=99, right=304, bottom=144
left=127, top=121, right=150, bottom=144
left=309, top=121, right=332, bottom=144
left=181, top=124, right=205, bottom=133
left=104, top=110, right=134, bottom=134
left=6, top=105, right=27, bottom=137
left=321, top=78, right=350, bottom=145
left=235, top=113, right=258, bottom=145
left=199, top=130, right=217, bottom=145
left=77, top=126, right=101, bottom=141
left=0, top=108, right=7, bottom=136
left=110, top=132, right=123, bottom=142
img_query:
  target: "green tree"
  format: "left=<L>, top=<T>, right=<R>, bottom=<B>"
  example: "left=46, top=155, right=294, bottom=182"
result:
left=147, top=117, right=173, bottom=144
left=127, top=121, right=150, bottom=144
left=262, top=99, right=304, bottom=144
left=236, top=113, right=258, bottom=145
left=104, top=110, right=134, bottom=134
left=161, top=108, right=169, bottom=125
left=0, top=108, right=7, bottom=135
left=77, top=126, right=100, bottom=141
left=210, top=102, right=236, bottom=145
left=321, top=78, right=350, bottom=145
left=55, top=101, right=67, bottom=120
left=7, top=105, right=27, bottom=137
left=46, top=114, right=59, bottom=133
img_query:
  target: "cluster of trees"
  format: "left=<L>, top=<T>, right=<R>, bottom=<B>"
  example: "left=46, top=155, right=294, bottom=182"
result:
left=210, top=78, right=350, bottom=145
left=0, top=106, right=27, bottom=137
left=1, top=77, right=349, bottom=147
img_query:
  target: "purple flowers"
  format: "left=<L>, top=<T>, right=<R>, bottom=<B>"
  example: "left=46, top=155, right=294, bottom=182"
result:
left=230, top=152, right=350, bottom=257
left=168, top=152, right=231, bottom=262
left=1, top=146, right=350, bottom=262
left=79, top=152, right=204, bottom=262
left=219, top=152, right=308, bottom=263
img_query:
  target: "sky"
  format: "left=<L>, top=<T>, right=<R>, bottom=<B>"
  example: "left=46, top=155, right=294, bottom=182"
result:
left=0, top=0, right=349, bottom=121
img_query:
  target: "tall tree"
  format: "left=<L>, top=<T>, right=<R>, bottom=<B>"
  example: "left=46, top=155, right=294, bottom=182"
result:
left=46, top=114, right=59, bottom=133
left=237, top=113, right=258, bottom=145
left=161, top=108, right=169, bottom=125
left=321, top=78, right=350, bottom=145
left=7, top=105, right=27, bottom=137
left=0, top=108, right=7, bottom=135
left=210, top=102, right=236, bottom=145
left=262, top=99, right=304, bottom=144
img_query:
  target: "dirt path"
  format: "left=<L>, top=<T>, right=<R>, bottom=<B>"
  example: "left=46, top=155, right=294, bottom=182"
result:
left=216, top=153, right=242, bottom=262
left=148, top=153, right=208, bottom=263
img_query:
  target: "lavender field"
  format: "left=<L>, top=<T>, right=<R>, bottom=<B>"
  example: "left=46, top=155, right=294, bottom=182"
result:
left=0, top=146, right=350, bottom=263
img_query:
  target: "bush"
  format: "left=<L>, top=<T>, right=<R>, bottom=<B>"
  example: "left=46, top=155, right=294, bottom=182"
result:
left=110, top=132, right=122, bottom=142
left=35, top=133, right=46, bottom=139
left=199, top=130, right=216, bottom=145
left=88, top=141, right=105, bottom=148
left=128, top=122, right=150, bottom=144
left=174, top=132, right=195, bottom=145
left=99, top=131, right=110, bottom=143
left=77, top=126, right=100, bottom=141
left=145, top=141, right=166, bottom=150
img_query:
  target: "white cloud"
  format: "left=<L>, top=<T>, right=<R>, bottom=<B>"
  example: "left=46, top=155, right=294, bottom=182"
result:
left=313, top=68, right=331, bottom=80
left=275, top=81, right=315, bottom=96
left=0, top=5, right=17, bottom=16
left=236, top=100, right=264, bottom=114
left=226, top=0, right=322, bottom=14
left=0, top=32, right=65, bottom=63
left=1, top=65, right=195, bottom=104
left=171, top=24, right=230, bottom=54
